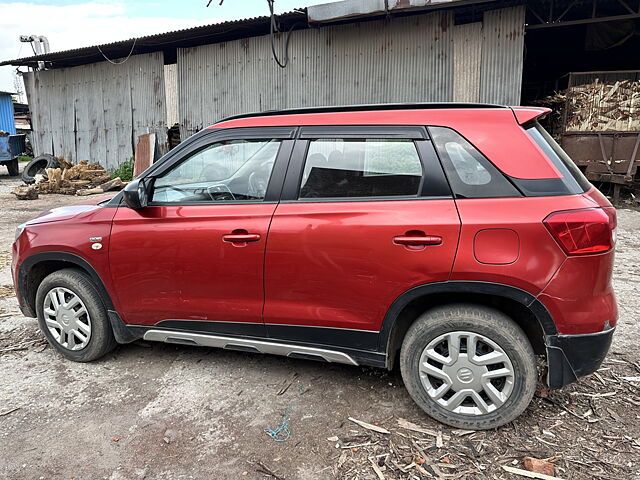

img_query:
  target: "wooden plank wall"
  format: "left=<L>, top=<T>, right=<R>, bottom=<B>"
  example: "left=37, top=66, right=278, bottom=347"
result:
left=23, top=52, right=167, bottom=171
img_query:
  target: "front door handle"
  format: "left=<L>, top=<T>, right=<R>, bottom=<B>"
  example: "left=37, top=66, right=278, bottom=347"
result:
left=223, top=231, right=261, bottom=244
left=393, top=235, right=442, bottom=246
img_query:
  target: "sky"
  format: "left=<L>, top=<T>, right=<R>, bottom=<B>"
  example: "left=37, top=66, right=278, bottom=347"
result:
left=0, top=0, right=321, bottom=98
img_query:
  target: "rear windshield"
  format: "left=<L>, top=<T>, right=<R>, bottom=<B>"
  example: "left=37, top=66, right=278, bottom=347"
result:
left=525, top=123, right=591, bottom=194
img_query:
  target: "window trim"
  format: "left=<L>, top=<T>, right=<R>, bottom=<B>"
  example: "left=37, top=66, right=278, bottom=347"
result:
left=298, top=125, right=427, bottom=140
left=141, top=127, right=296, bottom=207
left=281, top=126, right=451, bottom=203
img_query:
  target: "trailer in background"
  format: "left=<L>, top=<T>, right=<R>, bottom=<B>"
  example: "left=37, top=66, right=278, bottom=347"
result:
left=0, top=134, right=26, bottom=176
left=559, top=71, right=640, bottom=204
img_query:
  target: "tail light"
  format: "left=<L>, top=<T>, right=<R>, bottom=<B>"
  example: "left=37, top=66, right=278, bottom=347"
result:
left=543, top=207, right=616, bottom=255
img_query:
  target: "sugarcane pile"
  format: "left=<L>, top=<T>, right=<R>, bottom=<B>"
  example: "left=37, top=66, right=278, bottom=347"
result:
left=565, top=79, right=640, bottom=132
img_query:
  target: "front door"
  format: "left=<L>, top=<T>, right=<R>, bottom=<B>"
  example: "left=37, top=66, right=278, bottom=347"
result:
left=263, top=126, right=460, bottom=348
left=109, top=128, right=294, bottom=334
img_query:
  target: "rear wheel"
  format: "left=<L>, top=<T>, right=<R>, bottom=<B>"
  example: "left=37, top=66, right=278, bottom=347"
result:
left=35, top=269, right=116, bottom=362
left=400, top=304, right=536, bottom=430
left=6, top=158, right=19, bottom=176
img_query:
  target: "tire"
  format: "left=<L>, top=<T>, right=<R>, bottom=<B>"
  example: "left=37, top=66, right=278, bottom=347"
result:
left=400, top=304, right=536, bottom=430
left=6, top=158, right=19, bottom=176
left=21, top=154, right=59, bottom=184
left=35, top=268, right=117, bottom=362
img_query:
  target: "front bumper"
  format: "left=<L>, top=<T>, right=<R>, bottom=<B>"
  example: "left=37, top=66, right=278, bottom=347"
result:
left=546, top=327, right=615, bottom=389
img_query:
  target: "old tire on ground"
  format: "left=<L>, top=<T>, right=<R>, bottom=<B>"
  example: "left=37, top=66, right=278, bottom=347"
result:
left=6, top=158, right=19, bottom=176
left=35, top=268, right=117, bottom=362
left=21, top=154, right=58, bottom=184
left=400, top=304, right=536, bottom=430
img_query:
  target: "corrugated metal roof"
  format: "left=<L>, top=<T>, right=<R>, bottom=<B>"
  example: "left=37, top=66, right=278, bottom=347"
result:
left=0, top=11, right=306, bottom=68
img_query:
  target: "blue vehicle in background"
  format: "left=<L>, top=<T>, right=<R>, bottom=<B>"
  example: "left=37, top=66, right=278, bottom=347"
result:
left=0, top=133, right=25, bottom=177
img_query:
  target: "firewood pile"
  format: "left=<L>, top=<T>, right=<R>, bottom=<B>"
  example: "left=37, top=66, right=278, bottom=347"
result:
left=12, top=159, right=125, bottom=200
left=565, top=79, right=640, bottom=132
left=532, top=92, right=567, bottom=140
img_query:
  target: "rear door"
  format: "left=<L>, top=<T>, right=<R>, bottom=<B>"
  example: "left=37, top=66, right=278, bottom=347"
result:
left=109, top=127, right=295, bottom=333
left=263, top=126, right=461, bottom=348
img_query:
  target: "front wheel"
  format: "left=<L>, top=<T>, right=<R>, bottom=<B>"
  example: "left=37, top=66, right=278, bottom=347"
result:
left=35, top=269, right=116, bottom=362
left=400, top=304, right=536, bottom=430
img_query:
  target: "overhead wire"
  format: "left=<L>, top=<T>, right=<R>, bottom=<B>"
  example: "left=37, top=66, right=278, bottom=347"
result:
left=97, top=37, right=137, bottom=65
left=268, top=0, right=301, bottom=68
left=207, top=0, right=297, bottom=68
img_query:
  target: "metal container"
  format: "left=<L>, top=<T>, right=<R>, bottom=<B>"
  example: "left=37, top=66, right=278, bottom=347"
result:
left=0, top=135, right=10, bottom=162
left=0, top=92, right=16, bottom=135
left=0, top=134, right=26, bottom=162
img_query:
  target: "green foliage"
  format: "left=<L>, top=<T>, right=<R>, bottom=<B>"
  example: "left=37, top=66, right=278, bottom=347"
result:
left=112, top=157, right=134, bottom=181
left=17, top=155, right=32, bottom=162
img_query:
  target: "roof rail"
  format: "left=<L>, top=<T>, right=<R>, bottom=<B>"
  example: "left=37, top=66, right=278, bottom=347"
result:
left=216, top=102, right=507, bottom=124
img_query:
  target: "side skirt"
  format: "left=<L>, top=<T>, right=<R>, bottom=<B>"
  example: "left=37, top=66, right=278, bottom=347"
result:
left=126, top=325, right=387, bottom=368
left=144, top=329, right=360, bottom=365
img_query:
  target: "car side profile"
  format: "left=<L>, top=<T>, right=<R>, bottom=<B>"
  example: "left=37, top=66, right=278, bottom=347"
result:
left=11, top=104, right=617, bottom=430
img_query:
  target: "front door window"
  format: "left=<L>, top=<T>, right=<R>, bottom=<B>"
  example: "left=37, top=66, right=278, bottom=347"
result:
left=153, top=139, right=282, bottom=203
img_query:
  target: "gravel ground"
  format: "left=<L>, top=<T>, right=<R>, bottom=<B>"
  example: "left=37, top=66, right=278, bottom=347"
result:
left=0, top=168, right=639, bottom=480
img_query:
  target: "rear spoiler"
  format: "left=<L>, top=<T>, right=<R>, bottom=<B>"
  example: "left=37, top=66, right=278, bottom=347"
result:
left=510, top=107, right=552, bottom=125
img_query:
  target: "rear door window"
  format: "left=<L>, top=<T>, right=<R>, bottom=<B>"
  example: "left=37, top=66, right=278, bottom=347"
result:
left=299, top=138, right=423, bottom=199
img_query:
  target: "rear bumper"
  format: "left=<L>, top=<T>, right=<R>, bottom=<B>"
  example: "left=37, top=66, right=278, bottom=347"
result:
left=546, top=327, right=614, bottom=389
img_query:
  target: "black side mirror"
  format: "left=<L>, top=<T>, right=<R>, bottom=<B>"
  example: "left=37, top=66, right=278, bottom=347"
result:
left=123, top=178, right=150, bottom=210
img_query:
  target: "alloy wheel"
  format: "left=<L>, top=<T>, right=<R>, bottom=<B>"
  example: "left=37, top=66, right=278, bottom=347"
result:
left=418, top=331, right=515, bottom=415
left=43, top=287, right=92, bottom=350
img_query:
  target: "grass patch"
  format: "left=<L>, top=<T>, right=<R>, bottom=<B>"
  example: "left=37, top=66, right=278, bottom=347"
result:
left=17, top=155, right=32, bottom=162
left=111, top=157, right=134, bottom=181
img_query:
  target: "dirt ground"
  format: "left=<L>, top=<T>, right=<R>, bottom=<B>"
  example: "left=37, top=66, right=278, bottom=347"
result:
left=0, top=167, right=639, bottom=480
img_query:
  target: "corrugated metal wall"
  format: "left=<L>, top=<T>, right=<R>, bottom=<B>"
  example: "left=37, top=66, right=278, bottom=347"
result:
left=480, top=6, right=526, bottom=105
left=21, top=5, right=525, bottom=166
left=23, top=52, right=167, bottom=169
left=178, top=6, right=525, bottom=135
left=453, top=22, right=482, bottom=103
left=178, top=11, right=455, bottom=137
left=164, top=64, right=179, bottom=127
left=0, top=93, right=16, bottom=134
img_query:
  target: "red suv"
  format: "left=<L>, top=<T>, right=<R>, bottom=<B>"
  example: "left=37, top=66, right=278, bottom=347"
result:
left=11, top=104, right=617, bottom=430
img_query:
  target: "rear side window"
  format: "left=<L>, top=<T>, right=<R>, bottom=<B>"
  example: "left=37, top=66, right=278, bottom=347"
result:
left=524, top=123, right=591, bottom=195
left=429, top=127, right=520, bottom=199
left=299, top=138, right=423, bottom=199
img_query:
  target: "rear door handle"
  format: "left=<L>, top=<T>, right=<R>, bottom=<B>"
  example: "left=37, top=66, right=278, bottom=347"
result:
left=223, top=233, right=261, bottom=243
left=393, top=235, right=442, bottom=246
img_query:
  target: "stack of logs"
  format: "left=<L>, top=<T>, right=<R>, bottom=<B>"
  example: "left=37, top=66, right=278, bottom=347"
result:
left=12, top=159, right=125, bottom=200
left=566, top=79, right=640, bottom=132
